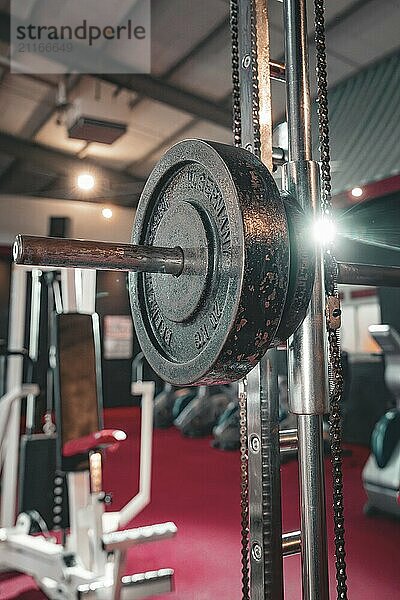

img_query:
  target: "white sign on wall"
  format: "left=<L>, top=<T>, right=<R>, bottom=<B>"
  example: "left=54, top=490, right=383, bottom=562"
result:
left=103, top=315, right=133, bottom=360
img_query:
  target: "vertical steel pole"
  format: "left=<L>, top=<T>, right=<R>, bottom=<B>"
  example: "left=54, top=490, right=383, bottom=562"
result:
left=26, top=269, right=41, bottom=435
left=297, top=414, right=329, bottom=598
left=0, top=266, right=27, bottom=527
left=283, top=0, right=330, bottom=599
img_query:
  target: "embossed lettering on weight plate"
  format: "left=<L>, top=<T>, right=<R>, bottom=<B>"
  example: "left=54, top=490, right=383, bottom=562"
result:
left=194, top=300, right=222, bottom=350
left=147, top=196, right=169, bottom=245
left=194, top=323, right=210, bottom=351
left=185, top=167, right=230, bottom=353
left=145, top=274, right=172, bottom=346
left=209, top=299, right=222, bottom=329
left=144, top=194, right=173, bottom=345
left=187, top=169, right=231, bottom=256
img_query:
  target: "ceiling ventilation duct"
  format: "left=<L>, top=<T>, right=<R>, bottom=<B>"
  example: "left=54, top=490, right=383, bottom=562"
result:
left=66, top=98, right=127, bottom=144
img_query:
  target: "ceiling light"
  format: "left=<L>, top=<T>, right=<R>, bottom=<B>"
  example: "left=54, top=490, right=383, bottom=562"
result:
left=351, top=187, right=363, bottom=198
left=77, top=173, right=95, bottom=191
left=102, top=208, right=113, bottom=220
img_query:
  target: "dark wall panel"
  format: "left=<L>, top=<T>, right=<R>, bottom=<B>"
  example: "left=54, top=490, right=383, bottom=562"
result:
left=336, top=191, right=400, bottom=268
left=96, top=271, right=162, bottom=407
left=96, top=272, right=133, bottom=408
left=379, top=287, right=400, bottom=334
left=343, top=357, right=394, bottom=446
left=0, top=247, right=11, bottom=348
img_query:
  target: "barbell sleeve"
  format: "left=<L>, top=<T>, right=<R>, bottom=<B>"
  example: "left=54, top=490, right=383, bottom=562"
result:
left=13, top=235, right=184, bottom=276
left=337, top=262, right=400, bottom=288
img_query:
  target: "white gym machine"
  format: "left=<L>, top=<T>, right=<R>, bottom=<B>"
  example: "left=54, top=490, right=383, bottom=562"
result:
left=362, top=325, right=400, bottom=517
left=0, top=265, right=177, bottom=599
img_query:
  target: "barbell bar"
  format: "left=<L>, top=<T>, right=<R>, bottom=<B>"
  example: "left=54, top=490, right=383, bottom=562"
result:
left=13, top=234, right=184, bottom=276
left=13, top=234, right=400, bottom=289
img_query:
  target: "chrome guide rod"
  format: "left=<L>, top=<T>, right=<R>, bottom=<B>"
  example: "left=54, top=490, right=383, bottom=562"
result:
left=297, top=414, right=329, bottom=597
left=282, top=530, right=302, bottom=556
left=279, top=428, right=298, bottom=450
left=283, top=0, right=330, bottom=599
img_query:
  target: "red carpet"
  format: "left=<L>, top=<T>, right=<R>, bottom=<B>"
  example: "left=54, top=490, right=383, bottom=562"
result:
left=1, top=407, right=399, bottom=599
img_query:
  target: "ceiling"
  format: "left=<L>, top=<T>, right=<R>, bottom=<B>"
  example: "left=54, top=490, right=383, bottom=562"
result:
left=0, top=0, right=399, bottom=206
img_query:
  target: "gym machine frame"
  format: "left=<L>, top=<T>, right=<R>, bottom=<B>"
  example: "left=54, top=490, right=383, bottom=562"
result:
left=9, top=1, right=400, bottom=599
left=0, top=266, right=177, bottom=599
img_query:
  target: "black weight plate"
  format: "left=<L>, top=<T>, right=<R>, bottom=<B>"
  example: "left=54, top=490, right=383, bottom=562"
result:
left=129, top=139, right=290, bottom=386
left=275, top=191, right=316, bottom=343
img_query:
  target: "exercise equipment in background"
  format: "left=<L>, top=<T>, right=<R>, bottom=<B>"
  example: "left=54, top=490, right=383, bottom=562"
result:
left=212, top=377, right=296, bottom=452
left=174, top=385, right=233, bottom=438
left=0, top=266, right=177, bottom=599
left=153, top=383, right=196, bottom=429
left=212, top=400, right=240, bottom=451
left=363, top=325, right=400, bottom=518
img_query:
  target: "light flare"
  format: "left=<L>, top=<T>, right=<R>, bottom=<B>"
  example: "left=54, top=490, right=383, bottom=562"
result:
left=313, top=216, right=337, bottom=245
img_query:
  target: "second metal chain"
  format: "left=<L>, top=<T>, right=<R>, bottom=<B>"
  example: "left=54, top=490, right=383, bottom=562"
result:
left=314, top=0, right=349, bottom=598
left=230, top=0, right=242, bottom=149
left=238, top=381, right=250, bottom=600
left=230, top=3, right=250, bottom=597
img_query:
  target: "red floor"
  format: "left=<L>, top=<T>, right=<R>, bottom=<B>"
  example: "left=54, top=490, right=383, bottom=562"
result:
left=1, top=407, right=399, bottom=599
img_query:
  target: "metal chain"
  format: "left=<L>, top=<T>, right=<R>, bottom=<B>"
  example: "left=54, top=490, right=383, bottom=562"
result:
left=238, top=381, right=250, bottom=600
left=230, top=0, right=262, bottom=157
left=230, top=4, right=250, bottom=597
left=230, top=0, right=242, bottom=149
left=313, top=1, right=349, bottom=598
left=249, top=0, right=261, bottom=159
left=230, top=1, right=263, bottom=597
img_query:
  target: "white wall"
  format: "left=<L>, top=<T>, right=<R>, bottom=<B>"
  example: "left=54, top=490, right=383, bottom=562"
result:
left=339, top=285, right=382, bottom=354
left=0, top=195, right=135, bottom=246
